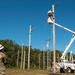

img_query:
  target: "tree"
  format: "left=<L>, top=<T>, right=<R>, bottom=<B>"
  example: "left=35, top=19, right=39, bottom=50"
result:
left=0, top=39, right=21, bottom=67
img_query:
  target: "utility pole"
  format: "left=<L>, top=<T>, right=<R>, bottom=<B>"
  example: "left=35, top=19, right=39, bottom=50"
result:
left=39, top=54, right=41, bottom=69
left=50, top=51, right=51, bottom=68
left=47, top=5, right=56, bottom=73
left=56, top=53, right=59, bottom=62
left=28, top=25, right=33, bottom=69
left=47, top=2, right=60, bottom=72
left=23, top=46, right=26, bottom=69
left=46, top=39, right=50, bottom=70
left=52, top=5, right=56, bottom=73
left=20, top=43, right=24, bottom=69
left=43, top=50, right=45, bottom=69
left=64, top=44, right=68, bottom=59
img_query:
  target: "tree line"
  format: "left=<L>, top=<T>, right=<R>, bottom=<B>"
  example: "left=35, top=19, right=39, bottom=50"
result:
left=0, top=39, right=75, bottom=69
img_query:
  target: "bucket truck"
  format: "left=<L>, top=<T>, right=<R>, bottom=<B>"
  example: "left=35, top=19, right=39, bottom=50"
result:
left=47, top=9, right=75, bottom=73
left=57, top=35, right=75, bottom=73
left=50, top=23, right=75, bottom=73
left=52, top=23, right=75, bottom=73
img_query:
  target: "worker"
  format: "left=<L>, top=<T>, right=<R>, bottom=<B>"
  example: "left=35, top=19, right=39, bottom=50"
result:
left=0, top=44, right=7, bottom=75
left=48, top=11, right=54, bottom=21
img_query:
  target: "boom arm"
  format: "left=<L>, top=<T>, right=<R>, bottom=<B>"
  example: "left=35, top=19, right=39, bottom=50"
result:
left=54, top=23, right=75, bottom=34
left=60, top=35, right=75, bottom=60
left=53, top=23, right=75, bottom=60
left=47, top=16, right=75, bottom=60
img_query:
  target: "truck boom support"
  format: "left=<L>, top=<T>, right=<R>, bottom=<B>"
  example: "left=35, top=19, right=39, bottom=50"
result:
left=52, top=23, right=75, bottom=60
left=60, top=35, right=75, bottom=60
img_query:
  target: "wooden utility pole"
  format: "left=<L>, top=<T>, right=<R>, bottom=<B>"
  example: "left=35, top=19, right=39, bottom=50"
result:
left=57, top=53, right=60, bottom=62
left=47, top=50, right=49, bottom=70
left=46, top=39, right=50, bottom=70
left=20, top=44, right=24, bottom=69
left=23, top=46, right=26, bottom=69
left=47, top=3, right=60, bottom=73
left=50, top=51, right=51, bottom=69
left=17, top=50, right=19, bottom=67
left=52, top=5, right=56, bottom=73
left=43, top=51, right=45, bottom=69
left=48, top=50, right=50, bottom=69
left=28, top=25, right=33, bottom=69
left=39, top=54, right=41, bottom=69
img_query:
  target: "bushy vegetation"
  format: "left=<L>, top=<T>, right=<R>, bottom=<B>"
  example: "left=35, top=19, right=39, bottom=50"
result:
left=0, top=39, right=75, bottom=69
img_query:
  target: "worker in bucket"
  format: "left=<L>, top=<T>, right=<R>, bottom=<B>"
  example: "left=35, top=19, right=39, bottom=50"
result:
left=0, top=44, right=7, bottom=75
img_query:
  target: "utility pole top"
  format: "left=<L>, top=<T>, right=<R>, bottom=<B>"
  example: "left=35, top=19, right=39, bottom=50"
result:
left=30, top=25, right=33, bottom=34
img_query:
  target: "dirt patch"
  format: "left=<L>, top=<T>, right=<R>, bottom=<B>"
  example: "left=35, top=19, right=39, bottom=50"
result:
left=6, top=68, right=75, bottom=75
left=6, top=68, right=49, bottom=75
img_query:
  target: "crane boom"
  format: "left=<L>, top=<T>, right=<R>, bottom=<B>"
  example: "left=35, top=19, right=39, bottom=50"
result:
left=52, top=23, right=75, bottom=60
left=55, top=23, right=75, bottom=34
left=60, top=35, right=75, bottom=60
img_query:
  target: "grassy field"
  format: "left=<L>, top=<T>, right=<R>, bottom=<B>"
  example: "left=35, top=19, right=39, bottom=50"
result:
left=6, top=68, right=75, bottom=75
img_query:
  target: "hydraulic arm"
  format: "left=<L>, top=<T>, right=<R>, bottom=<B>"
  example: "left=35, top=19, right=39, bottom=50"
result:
left=60, top=35, right=75, bottom=60
left=52, top=23, right=75, bottom=60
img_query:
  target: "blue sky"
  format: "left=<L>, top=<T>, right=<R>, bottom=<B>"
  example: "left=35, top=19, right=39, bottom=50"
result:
left=0, top=0, right=75, bottom=53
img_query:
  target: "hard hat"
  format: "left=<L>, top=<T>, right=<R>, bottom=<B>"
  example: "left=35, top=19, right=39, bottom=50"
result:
left=48, top=10, right=53, bottom=16
left=0, top=44, right=4, bottom=50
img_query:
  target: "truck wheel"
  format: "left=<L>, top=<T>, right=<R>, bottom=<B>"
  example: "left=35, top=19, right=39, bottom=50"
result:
left=67, top=67, right=71, bottom=73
